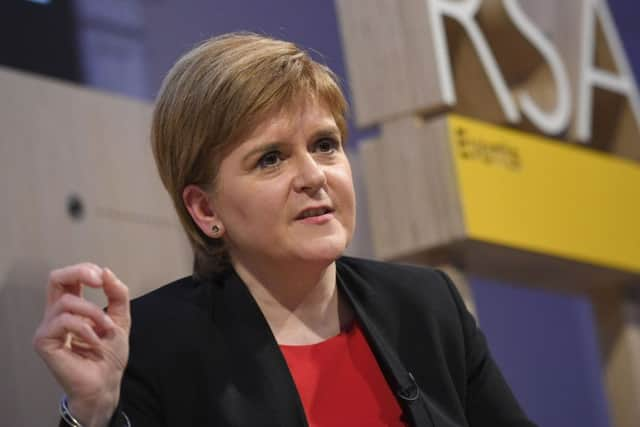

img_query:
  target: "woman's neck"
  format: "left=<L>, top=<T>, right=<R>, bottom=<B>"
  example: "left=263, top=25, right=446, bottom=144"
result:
left=231, top=257, right=352, bottom=345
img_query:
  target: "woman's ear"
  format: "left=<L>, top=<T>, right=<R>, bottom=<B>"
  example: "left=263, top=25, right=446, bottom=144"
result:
left=182, top=184, right=225, bottom=238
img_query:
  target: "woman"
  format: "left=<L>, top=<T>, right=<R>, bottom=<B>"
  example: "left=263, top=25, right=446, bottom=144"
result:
left=33, top=33, right=537, bottom=427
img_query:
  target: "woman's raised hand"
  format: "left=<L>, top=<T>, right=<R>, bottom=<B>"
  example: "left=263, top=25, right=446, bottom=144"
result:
left=33, top=263, right=131, bottom=427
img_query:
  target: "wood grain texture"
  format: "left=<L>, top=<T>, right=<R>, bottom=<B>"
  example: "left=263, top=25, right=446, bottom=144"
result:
left=361, top=113, right=640, bottom=293
left=337, top=0, right=640, bottom=161
left=360, top=115, right=466, bottom=260
left=0, top=67, right=191, bottom=425
left=335, top=0, right=444, bottom=127
left=591, top=286, right=640, bottom=427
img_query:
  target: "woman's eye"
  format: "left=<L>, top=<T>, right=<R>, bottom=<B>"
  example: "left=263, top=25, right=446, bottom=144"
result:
left=314, top=138, right=339, bottom=153
left=257, top=151, right=282, bottom=169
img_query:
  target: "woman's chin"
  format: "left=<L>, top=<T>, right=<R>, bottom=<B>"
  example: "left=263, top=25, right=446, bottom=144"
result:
left=293, top=238, right=349, bottom=264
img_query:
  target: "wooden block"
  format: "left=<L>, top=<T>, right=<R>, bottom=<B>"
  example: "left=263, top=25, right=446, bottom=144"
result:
left=448, top=115, right=640, bottom=278
left=361, top=113, right=640, bottom=291
left=342, top=147, right=375, bottom=258
left=359, top=138, right=397, bottom=258
left=0, top=67, right=191, bottom=425
left=337, top=0, right=640, bottom=161
left=379, top=117, right=427, bottom=256
left=360, top=116, right=468, bottom=259
left=335, top=0, right=444, bottom=127
left=443, top=240, right=638, bottom=294
left=0, top=262, right=62, bottom=426
left=591, top=286, right=640, bottom=427
left=567, top=0, right=640, bottom=160
left=435, top=264, right=477, bottom=320
left=335, top=0, right=558, bottom=127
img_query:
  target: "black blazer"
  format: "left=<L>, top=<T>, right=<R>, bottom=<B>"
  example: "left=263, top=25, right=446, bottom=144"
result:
left=99, top=257, right=536, bottom=426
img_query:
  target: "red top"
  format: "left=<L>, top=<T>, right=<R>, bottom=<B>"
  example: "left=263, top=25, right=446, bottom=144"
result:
left=279, top=322, right=406, bottom=427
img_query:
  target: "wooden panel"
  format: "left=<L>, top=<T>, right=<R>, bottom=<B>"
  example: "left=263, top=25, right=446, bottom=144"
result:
left=477, top=1, right=569, bottom=132
left=335, top=0, right=444, bottom=127
left=445, top=240, right=638, bottom=294
left=361, top=113, right=640, bottom=292
left=336, top=0, right=556, bottom=128
left=438, top=264, right=477, bottom=319
left=591, top=286, right=640, bottom=427
left=449, top=115, right=640, bottom=275
left=0, top=67, right=191, bottom=425
left=567, top=0, right=640, bottom=159
left=360, top=116, right=466, bottom=259
left=378, top=117, right=423, bottom=256
left=360, top=138, right=397, bottom=258
left=337, top=0, right=640, bottom=161
left=0, top=262, right=62, bottom=426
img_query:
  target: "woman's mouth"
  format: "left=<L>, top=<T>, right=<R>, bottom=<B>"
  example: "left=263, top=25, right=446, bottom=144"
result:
left=296, top=206, right=335, bottom=223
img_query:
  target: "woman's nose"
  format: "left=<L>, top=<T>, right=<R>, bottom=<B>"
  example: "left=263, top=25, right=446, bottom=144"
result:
left=292, top=154, right=327, bottom=194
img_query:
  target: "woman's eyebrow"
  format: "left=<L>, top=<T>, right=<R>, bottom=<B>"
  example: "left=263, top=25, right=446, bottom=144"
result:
left=241, top=126, right=341, bottom=162
left=242, top=142, right=283, bottom=163
left=313, top=126, right=340, bottom=137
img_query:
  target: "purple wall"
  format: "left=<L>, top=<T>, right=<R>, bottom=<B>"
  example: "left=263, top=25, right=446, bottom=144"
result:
left=72, top=1, right=640, bottom=426
left=473, top=280, right=612, bottom=427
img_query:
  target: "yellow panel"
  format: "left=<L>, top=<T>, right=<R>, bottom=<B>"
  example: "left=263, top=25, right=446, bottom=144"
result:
left=447, top=115, right=640, bottom=274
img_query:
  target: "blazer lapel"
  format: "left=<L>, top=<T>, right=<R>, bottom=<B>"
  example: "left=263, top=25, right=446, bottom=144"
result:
left=210, top=269, right=308, bottom=427
left=337, top=260, right=435, bottom=427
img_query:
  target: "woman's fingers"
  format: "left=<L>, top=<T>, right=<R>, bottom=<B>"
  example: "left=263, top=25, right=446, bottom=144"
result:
left=34, top=263, right=130, bottom=421
left=37, top=312, right=102, bottom=352
left=102, top=268, right=130, bottom=330
left=47, top=263, right=104, bottom=305
left=44, top=293, right=116, bottom=334
left=38, top=263, right=130, bottom=356
left=41, top=263, right=130, bottom=338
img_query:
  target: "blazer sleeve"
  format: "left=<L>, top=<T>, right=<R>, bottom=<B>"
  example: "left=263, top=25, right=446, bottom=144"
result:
left=437, top=271, right=539, bottom=427
left=57, top=377, right=158, bottom=427
left=58, top=357, right=166, bottom=426
left=107, top=363, right=166, bottom=427
left=58, top=338, right=165, bottom=427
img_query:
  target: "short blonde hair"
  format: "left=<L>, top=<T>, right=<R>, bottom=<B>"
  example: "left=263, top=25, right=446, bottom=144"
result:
left=151, top=32, right=348, bottom=277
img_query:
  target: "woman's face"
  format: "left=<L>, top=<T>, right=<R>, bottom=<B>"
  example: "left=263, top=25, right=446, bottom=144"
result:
left=210, top=96, right=356, bottom=269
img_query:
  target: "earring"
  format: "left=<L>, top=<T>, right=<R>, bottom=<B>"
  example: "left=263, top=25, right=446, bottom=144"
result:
left=211, top=225, right=220, bottom=234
